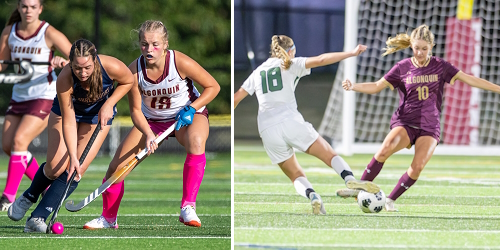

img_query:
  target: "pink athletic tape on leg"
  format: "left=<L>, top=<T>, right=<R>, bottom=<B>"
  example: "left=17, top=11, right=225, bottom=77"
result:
left=24, top=155, right=39, bottom=180
left=102, top=178, right=124, bottom=222
left=3, top=154, right=26, bottom=202
left=181, top=153, right=206, bottom=209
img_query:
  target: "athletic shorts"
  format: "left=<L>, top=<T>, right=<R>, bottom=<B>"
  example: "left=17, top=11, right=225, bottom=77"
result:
left=148, top=108, right=209, bottom=138
left=5, top=99, right=53, bottom=119
left=399, top=125, right=440, bottom=149
left=260, top=119, right=319, bottom=164
left=51, top=102, right=116, bottom=125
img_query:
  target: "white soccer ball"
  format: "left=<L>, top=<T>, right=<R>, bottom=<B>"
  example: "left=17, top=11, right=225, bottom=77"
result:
left=357, top=190, right=386, bottom=213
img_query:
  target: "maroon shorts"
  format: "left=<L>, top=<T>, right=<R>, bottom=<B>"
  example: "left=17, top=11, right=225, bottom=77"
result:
left=400, top=125, right=440, bottom=149
left=5, top=99, right=53, bottom=119
left=147, top=108, right=209, bottom=138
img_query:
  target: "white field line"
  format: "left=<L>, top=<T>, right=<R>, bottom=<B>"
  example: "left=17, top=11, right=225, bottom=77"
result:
left=235, top=227, right=500, bottom=233
left=5, top=224, right=230, bottom=228
left=0, top=213, right=230, bottom=217
left=234, top=182, right=500, bottom=188
left=234, top=192, right=500, bottom=198
left=0, top=236, right=230, bottom=239
left=234, top=243, right=500, bottom=249
left=234, top=212, right=500, bottom=219
left=234, top=201, right=500, bottom=208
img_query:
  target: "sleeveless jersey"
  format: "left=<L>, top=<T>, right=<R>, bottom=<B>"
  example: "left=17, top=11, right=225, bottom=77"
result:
left=8, top=21, right=57, bottom=102
left=136, top=50, right=203, bottom=121
left=51, top=56, right=116, bottom=124
left=241, top=57, right=311, bottom=132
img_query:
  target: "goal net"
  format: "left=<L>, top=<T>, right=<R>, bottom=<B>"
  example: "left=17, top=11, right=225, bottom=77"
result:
left=319, top=0, right=500, bottom=155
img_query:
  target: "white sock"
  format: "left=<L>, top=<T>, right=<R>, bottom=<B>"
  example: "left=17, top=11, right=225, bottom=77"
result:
left=293, top=176, right=313, bottom=199
left=331, top=156, right=355, bottom=182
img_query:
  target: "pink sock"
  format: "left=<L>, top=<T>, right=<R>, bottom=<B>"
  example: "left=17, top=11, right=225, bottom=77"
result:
left=3, top=153, right=28, bottom=202
left=181, top=153, right=206, bottom=209
left=24, top=154, right=39, bottom=180
left=102, top=178, right=124, bottom=222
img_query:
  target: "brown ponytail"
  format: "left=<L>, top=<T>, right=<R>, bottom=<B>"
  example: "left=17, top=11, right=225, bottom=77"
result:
left=269, top=35, right=294, bottom=70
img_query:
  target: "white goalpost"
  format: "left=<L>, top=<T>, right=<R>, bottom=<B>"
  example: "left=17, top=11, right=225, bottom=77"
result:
left=319, top=0, right=500, bottom=156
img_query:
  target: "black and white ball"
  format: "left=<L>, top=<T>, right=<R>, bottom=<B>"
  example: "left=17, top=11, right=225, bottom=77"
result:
left=357, top=190, right=386, bottom=213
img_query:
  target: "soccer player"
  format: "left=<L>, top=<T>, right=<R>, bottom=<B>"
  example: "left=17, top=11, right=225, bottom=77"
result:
left=234, top=35, right=380, bottom=215
left=337, top=24, right=500, bottom=211
left=0, top=0, right=71, bottom=211
left=7, top=39, right=134, bottom=232
left=83, top=20, right=220, bottom=229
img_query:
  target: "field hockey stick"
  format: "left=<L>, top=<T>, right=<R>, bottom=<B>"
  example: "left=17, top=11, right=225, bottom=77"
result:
left=0, top=60, right=35, bottom=84
left=46, top=121, right=102, bottom=234
left=65, top=121, right=177, bottom=212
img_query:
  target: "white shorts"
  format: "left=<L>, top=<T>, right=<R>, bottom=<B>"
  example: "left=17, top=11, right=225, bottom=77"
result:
left=260, top=120, right=319, bottom=164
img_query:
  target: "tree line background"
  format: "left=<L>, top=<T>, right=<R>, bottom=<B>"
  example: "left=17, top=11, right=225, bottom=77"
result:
left=0, top=0, right=231, bottom=116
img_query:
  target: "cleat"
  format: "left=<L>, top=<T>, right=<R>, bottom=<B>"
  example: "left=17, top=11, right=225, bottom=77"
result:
left=1, top=196, right=12, bottom=211
left=384, top=198, right=398, bottom=212
left=336, top=188, right=360, bottom=199
left=309, top=192, right=326, bottom=215
left=179, top=206, right=201, bottom=227
left=8, top=195, right=33, bottom=221
left=83, top=215, right=118, bottom=229
left=24, top=217, right=47, bottom=233
left=346, top=180, right=380, bottom=194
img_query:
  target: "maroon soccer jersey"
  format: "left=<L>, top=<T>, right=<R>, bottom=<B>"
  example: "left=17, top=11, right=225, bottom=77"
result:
left=382, top=56, right=460, bottom=133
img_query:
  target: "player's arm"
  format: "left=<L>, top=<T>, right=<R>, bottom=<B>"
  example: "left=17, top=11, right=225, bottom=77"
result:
left=0, top=26, right=12, bottom=72
left=175, top=50, right=220, bottom=111
left=45, top=26, right=71, bottom=68
left=98, top=55, right=134, bottom=127
left=456, top=71, right=500, bottom=94
left=343, top=78, right=388, bottom=94
left=234, top=88, right=249, bottom=109
left=56, top=66, right=79, bottom=178
left=127, top=60, right=157, bottom=153
left=305, top=44, right=367, bottom=69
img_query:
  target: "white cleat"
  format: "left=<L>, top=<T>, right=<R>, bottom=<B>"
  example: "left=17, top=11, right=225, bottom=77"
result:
left=346, top=180, right=380, bottom=194
left=0, top=196, right=12, bottom=211
left=8, top=195, right=33, bottom=221
left=384, top=198, right=398, bottom=212
left=179, top=206, right=201, bottom=227
left=309, top=192, right=326, bottom=215
left=83, top=215, right=119, bottom=229
left=24, top=217, right=47, bottom=233
left=336, top=188, right=360, bottom=198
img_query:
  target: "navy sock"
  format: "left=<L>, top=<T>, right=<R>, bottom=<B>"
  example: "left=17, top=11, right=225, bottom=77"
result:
left=23, top=163, right=53, bottom=203
left=30, top=171, right=79, bottom=221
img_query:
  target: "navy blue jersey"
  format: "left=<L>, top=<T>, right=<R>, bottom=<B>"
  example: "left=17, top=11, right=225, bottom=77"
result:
left=52, top=56, right=117, bottom=124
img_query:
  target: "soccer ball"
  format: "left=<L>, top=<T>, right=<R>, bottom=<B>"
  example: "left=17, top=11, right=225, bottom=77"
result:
left=357, top=190, right=386, bottom=213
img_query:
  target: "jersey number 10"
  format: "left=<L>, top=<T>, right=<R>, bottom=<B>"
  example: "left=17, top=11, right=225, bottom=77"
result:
left=260, top=67, right=283, bottom=94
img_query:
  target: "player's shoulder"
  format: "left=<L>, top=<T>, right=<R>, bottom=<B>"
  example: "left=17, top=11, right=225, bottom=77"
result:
left=128, top=58, right=139, bottom=74
left=1, top=25, right=12, bottom=37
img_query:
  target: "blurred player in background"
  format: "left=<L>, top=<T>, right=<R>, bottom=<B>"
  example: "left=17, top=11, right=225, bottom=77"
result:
left=83, top=20, right=220, bottom=229
left=8, top=39, right=134, bottom=233
left=0, top=0, right=71, bottom=211
left=338, top=24, right=500, bottom=211
left=234, top=35, right=379, bottom=215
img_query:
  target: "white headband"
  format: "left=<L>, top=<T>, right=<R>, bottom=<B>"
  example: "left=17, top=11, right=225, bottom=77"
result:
left=286, top=44, right=296, bottom=52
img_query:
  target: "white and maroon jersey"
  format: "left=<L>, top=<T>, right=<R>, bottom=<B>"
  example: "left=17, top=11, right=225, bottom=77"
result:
left=137, top=50, right=203, bottom=121
left=241, top=57, right=311, bottom=132
left=8, top=21, right=57, bottom=102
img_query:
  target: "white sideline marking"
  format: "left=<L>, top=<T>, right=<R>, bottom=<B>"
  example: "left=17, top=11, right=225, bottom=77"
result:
left=235, top=182, right=500, bottom=188
left=234, top=243, right=500, bottom=249
left=0, top=236, right=230, bottom=239
left=234, top=212, right=500, bottom=219
left=236, top=227, right=500, bottom=233
left=234, top=192, right=500, bottom=198
left=234, top=201, right=500, bottom=208
left=0, top=213, right=230, bottom=217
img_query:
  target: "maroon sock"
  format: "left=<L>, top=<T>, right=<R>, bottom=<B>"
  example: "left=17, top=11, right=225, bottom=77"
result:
left=361, top=157, right=384, bottom=181
left=388, top=172, right=417, bottom=201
